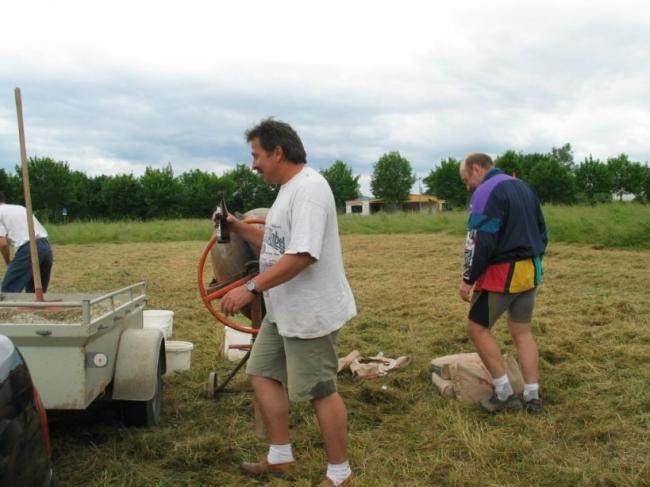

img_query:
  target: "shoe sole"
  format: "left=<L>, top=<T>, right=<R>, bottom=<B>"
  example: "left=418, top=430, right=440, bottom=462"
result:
left=480, top=399, right=523, bottom=413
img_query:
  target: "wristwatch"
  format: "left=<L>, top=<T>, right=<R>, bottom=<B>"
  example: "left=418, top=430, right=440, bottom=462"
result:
left=245, top=279, right=259, bottom=295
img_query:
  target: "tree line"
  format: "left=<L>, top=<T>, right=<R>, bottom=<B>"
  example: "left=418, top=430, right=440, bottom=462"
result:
left=1, top=143, right=649, bottom=221
left=321, top=144, right=650, bottom=211
left=0, top=158, right=278, bottom=222
left=423, top=144, right=650, bottom=208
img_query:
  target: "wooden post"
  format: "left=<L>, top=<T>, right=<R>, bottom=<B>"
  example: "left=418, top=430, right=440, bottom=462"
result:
left=14, top=88, right=44, bottom=301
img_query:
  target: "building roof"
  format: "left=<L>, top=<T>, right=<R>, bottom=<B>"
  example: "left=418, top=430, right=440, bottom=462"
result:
left=346, top=194, right=445, bottom=204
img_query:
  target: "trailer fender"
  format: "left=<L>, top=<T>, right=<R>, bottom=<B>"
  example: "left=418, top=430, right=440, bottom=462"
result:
left=112, top=329, right=166, bottom=401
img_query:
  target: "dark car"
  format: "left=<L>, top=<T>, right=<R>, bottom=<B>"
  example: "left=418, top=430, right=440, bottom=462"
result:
left=0, top=334, right=57, bottom=486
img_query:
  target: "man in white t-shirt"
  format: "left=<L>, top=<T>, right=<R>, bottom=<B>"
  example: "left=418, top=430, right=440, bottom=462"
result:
left=0, top=192, right=54, bottom=293
left=219, top=119, right=357, bottom=487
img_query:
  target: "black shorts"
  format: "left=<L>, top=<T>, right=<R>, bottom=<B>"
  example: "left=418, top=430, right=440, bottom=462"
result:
left=469, top=288, right=536, bottom=328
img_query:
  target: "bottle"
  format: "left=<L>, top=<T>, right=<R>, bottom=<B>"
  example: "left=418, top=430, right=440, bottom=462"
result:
left=217, top=194, right=230, bottom=243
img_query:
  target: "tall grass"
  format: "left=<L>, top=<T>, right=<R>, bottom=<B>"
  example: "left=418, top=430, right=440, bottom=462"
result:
left=48, top=219, right=213, bottom=245
left=46, top=204, right=650, bottom=249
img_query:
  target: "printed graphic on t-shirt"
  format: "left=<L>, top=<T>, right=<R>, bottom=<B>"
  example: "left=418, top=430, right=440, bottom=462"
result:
left=265, top=226, right=285, bottom=254
left=260, top=224, right=284, bottom=272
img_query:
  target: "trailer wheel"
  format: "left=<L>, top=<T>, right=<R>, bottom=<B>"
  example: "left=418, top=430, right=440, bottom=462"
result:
left=122, top=356, right=163, bottom=427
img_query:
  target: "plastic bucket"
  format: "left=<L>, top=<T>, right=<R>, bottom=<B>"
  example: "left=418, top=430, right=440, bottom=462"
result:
left=165, top=341, right=194, bottom=374
left=143, top=310, right=174, bottom=338
left=224, top=327, right=252, bottom=361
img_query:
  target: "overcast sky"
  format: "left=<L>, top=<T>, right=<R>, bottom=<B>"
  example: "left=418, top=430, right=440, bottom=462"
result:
left=1, top=0, right=649, bottom=195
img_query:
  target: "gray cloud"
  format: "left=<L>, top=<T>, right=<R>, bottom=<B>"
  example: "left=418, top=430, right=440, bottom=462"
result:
left=1, top=1, right=649, bottom=197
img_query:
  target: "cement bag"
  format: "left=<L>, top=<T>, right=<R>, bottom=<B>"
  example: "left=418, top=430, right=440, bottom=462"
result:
left=210, top=208, right=268, bottom=285
left=431, top=352, right=524, bottom=403
left=337, top=350, right=411, bottom=380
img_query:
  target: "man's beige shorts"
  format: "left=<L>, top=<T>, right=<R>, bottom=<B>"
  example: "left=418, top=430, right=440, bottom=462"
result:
left=246, top=320, right=339, bottom=402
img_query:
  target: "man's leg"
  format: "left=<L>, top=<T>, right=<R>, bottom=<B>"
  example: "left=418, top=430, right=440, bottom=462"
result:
left=1, top=245, right=32, bottom=293
left=242, top=322, right=296, bottom=475
left=507, top=289, right=543, bottom=413
left=507, top=320, right=539, bottom=384
left=250, top=375, right=290, bottom=444
left=285, top=331, right=352, bottom=486
left=467, top=291, right=521, bottom=412
left=38, top=240, right=53, bottom=292
left=467, top=319, right=506, bottom=379
left=312, top=392, right=348, bottom=464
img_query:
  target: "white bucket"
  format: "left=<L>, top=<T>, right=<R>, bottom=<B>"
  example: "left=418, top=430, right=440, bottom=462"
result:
left=143, top=310, right=174, bottom=338
left=165, top=340, right=194, bottom=374
left=224, top=327, right=252, bottom=361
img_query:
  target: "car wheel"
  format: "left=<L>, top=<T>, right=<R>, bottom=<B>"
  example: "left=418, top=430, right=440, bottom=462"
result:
left=49, top=469, right=60, bottom=487
left=122, top=356, right=163, bottom=427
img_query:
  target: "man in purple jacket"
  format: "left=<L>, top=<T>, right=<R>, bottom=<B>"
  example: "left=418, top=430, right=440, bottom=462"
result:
left=459, top=153, right=547, bottom=414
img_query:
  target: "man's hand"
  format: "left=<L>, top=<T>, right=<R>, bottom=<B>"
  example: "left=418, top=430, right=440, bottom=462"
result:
left=459, top=281, right=473, bottom=302
left=211, top=210, right=246, bottom=233
left=220, top=285, right=255, bottom=316
left=224, top=213, right=246, bottom=234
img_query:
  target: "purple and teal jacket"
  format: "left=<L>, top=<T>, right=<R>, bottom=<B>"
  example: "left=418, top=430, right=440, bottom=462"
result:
left=463, top=168, right=548, bottom=293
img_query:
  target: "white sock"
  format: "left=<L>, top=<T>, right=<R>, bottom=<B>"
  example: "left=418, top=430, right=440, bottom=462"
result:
left=267, top=443, right=294, bottom=464
left=523, top=383, right=540, bottom=401
left=493, top=374, right=513, bottom=401
left=326, top=461, right=352, bottom=485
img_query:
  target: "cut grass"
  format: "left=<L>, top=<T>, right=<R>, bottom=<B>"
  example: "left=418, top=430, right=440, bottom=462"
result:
left=42, top=235, right=650, bottom=486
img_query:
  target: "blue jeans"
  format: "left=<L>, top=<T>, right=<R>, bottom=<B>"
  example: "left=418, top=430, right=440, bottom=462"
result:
left=2, top=239, right=54, bottom=293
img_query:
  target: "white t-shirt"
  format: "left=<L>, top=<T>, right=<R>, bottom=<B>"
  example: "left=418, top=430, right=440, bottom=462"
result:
left=0, top=204, right=49, bottom=248
left=259, top=166, right=357, bottom=338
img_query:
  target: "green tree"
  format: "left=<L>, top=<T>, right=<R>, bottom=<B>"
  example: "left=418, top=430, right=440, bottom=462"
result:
left=370, top=151, right=416, bottom=209
left=223, top=164, right=278, bottom=213
left=67, top=172, right=106, bottom=220
left=551, top=143, right=575, bottom=168
left=101, top=174, right=145, bottom=219
left=574, top=156, right=612, bottom=204
left=178, top=169, right=234, bottom=218
left=495, top=150, right=524, bottom=179
left=0, top=168, right=22, bottom=204
left=641, top=165, right=650, bottom=203
left=519, top=152, right=548, bottom=182
left=423, top=157, right=467, bottom=208
left=320, top=160, right=360, bottom=211
left=16, top=157, right=73, bottom=220
left=141, top=163, right=184, bottom=219
left=607, top=154, right=643, bottom=201
left=527, top=156, right=576, bottom=204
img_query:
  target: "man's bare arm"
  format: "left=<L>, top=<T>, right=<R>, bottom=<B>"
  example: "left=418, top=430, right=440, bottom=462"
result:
left=0, top=237, right=11, bottom=265
left=220, top=253, right=313, bottom=316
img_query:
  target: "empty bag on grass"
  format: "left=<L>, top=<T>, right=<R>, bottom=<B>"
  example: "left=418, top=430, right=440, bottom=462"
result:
left=338, top=350, right=411, bottom=380
left=430, top=352, right=524, bottom=403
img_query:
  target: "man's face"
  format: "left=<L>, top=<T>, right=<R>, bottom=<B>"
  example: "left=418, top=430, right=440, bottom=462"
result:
left=250, top=138, right=280, bottom=184
left=461, top=162, right=483, bottom=192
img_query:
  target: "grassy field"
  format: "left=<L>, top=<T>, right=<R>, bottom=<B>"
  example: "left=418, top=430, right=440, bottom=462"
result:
left=46, top=203, right=650, bottom=250
left=40, top=232, right=650, bottom=486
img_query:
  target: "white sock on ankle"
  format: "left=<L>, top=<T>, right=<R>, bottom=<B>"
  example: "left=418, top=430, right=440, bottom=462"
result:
left=267, top=443, right=294, bottom=464
left=523, top=383, right=540, bottom=401
left=326, top=461, right=352, bottom=485
left=493, top=374, right=513, bottom=401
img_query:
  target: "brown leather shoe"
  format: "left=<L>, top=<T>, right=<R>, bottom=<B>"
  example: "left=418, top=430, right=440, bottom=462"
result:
left=240, top=458, right=297, bottom=476
left=316, top=473, right=355, bottom=486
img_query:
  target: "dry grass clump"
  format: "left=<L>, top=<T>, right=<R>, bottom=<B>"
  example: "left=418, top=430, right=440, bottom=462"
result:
left=45, top=235, right=649, bottom=486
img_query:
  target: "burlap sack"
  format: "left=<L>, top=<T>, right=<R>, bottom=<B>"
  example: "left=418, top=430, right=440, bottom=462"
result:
left=431, top=352, right=524, bottom=403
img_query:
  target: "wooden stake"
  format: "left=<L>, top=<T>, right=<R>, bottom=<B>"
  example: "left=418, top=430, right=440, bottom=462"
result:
left=14, top=88, right=44, bottom=301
